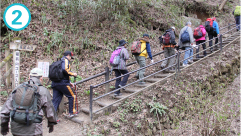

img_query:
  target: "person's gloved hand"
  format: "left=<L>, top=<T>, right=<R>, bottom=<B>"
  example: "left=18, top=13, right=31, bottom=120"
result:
left=48, top=125, right=54, bottom=133
left=151, top=60, right=154, bottom=63
left=1, top=123, right=9, bottom=135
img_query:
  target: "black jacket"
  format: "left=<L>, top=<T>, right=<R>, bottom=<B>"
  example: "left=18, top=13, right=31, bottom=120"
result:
left=51, top=56, right=74, bottom=87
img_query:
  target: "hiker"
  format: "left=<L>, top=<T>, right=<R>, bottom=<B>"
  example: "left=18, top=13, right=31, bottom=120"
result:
left=0, top=68, right=57, bottom=136
left=160, top=26, right=177, bottom=70
left=51, top=51, right=78, bottom=119
left=194, top=24, right=207, bottom=58
left=134, top=34, right=154, bottom=85
left=178, top=21, right=195, bottom=66
left=233, top=6, right=240, bottom=31
left=112, top=39, right=130, bottom=96
left=207, top=17, right=219, bottom=52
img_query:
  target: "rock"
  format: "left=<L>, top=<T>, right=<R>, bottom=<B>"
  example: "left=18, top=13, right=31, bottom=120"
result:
left=152, top=126, right=157, bottom=133
left=171, top=124, right=175, bottom=129
left=163, top=122, right=170, bottom=129
left=156, top=124, right=164, bottom=130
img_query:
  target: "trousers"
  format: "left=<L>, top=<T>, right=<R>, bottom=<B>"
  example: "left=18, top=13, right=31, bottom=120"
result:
left=52, top=85, right=76, bottom=114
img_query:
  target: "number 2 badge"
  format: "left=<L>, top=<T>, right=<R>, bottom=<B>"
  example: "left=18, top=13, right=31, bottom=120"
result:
left=3, top=3, right=31, bottom=31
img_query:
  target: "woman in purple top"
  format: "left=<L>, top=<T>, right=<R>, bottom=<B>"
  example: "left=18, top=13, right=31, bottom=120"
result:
left=112, top=39, right=130, bottom=96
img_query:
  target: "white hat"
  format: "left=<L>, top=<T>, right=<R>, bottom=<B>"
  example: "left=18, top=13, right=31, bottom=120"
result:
left=30, top=68, right=43, bottom=76
left=171, top=26, right=175, bottom=30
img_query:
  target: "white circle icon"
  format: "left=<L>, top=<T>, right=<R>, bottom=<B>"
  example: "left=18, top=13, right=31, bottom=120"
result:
left=3, top=3, right=31, bottom=31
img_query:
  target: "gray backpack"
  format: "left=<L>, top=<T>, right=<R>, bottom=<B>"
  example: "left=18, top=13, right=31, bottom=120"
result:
left=10, top=80, right=42, bottom=125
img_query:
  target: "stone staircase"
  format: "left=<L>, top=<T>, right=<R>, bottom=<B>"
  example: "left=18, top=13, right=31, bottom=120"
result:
left=67, top=31, right=241, bottom=124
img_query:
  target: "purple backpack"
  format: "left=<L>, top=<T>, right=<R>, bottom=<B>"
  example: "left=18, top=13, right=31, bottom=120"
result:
left=109, top=48, right=122, bottom=66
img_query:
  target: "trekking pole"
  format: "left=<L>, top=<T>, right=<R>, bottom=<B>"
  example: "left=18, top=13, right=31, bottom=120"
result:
left=74, top=77, right=79, bottom=113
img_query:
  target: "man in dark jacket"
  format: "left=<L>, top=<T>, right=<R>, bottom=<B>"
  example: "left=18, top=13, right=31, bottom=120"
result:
left=160, top=26, right=177, bottom=70
left=0, top=68, right=57, bottom=136
left=51, top=51, right=77, bottom=118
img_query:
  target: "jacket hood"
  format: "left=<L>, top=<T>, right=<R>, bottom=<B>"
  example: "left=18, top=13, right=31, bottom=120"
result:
left=29, top=77, right=42, bottom=85
left=139, top=37, right=150, bottom=43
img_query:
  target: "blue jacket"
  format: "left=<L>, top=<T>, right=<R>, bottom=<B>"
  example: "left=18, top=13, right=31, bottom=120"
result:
left=213, top=21, right=219, bottom=34
left=146, top=42, right=153, bottom=60
left=51, top=56, right=74, bottom=87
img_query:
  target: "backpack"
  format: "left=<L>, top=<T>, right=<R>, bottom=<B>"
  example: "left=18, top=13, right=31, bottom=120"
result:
left=193, top=27, right=203, bottom=39
left=234, top=6, right=241, bottom=16
left=10, top=81, right=42, bottom=126
left=205, top=18, right=213, bottom=32
left=109, top=48, right=122, bottom=66
left=180, top=27, right=190, bottom=43
left=49, top=59, right=64, bottom=82
left=131, top=41, right=146, bottom=55
left=163, top=32, right=171, bottom=45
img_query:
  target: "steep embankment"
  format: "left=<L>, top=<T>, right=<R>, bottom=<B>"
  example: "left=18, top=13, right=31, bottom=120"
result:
left=86, top=39, right=240, bottom=135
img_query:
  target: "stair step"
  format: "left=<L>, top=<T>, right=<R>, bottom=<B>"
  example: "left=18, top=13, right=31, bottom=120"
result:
left=145, top=78, right=162, bottom=83
left=123, top=87, right=138, bottom=93
left=81, top=108, right=90, bottom=114
left=155, top=73, right=172, bottom=78
left=96, top=101, right=107, bottom=107
left=134, top=83, right=152, bottom=87
left=110, top=94, right=125, bottom=99
left=193, top=58, right=201, bottom=61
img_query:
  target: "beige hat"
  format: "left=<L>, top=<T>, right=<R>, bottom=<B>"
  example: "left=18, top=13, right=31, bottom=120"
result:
left=30, top=68, right=43, bottom=76
left=171, top=26, right=175, bottom=30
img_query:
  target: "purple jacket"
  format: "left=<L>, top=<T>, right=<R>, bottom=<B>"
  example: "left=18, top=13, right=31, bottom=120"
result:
left=195, top=25, right=206, bottom=42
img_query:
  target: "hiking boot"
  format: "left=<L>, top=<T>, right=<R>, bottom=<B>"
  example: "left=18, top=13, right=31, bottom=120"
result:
left=67, top=113, right=76, bottom=118
left=57, top=120, right=60, bottom=123
left=134, top=76, right=139, bottom=79
left=183, top=64, right=189, bottom=67
left=188, top=60, right=193, bottom=64
left=118, top=85, right=126, bottom=90
left=114, top=93, right=122, bottom=97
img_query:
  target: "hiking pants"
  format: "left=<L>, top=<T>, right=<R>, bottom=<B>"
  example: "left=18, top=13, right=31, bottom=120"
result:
left=196, top=40, right=207, bottom=58
left=134, top=56, right=146, bottom=82
left=113, top=69, right=129, bottom=94
left=161, top=47, right=176, bottom=68
left=208, top=32, right=218, bottom=51
left=183, top=47, right=193, bottom=65
left=52, top=85, right=76, bottom=114
left=235, top=16, right=240, bottom=30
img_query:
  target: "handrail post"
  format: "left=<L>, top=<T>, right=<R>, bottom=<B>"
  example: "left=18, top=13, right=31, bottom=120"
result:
left=219, top=34, right=223, bottom=52
left=105, top=67, right=110, bottom=93
left=177, top=51, right=180, bottom=73
left=228, top=23, right=230, bottom=31
left=89, top=85, right=93, bottom=122
left=5, top=49, right=10, bottom=87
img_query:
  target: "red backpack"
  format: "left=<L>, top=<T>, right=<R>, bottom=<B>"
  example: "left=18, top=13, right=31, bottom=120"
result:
left=163, top=32, right=171, bottom=45
left=131, top=41, right=146, bottom=55
left=193, top=27, right=203, bottom=39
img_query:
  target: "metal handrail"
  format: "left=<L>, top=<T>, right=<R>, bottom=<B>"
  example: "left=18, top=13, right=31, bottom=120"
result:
left=92, top=54, right=177, bottom=100
left=88, top=23, right=238, bottom=121
left=75, top=50, right=165, bottom=85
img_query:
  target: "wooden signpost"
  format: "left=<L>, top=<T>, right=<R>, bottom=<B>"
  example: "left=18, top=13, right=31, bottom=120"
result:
left=10, top=40, right=37, bottom=89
